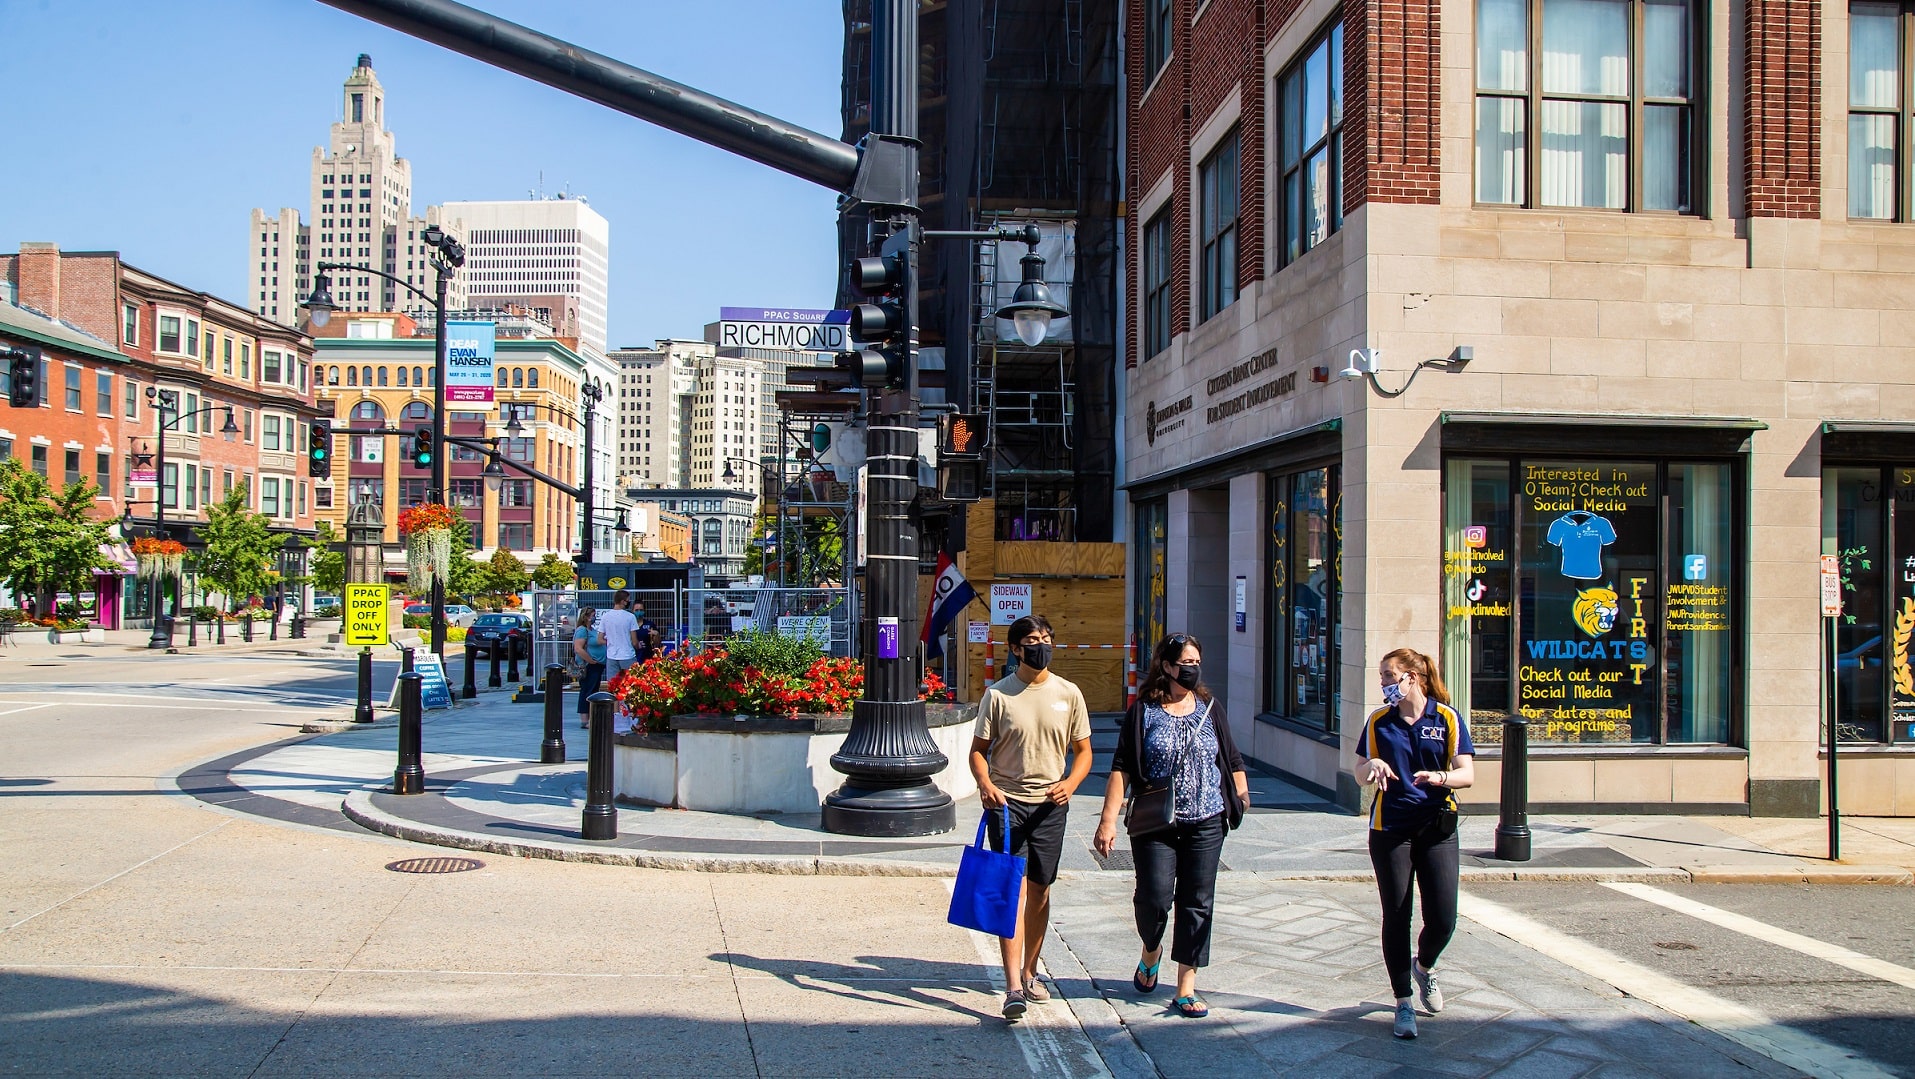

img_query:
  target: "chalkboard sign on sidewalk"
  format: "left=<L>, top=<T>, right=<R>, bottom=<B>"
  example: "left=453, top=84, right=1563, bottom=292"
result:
left=386, top=654, right=454, bottom=711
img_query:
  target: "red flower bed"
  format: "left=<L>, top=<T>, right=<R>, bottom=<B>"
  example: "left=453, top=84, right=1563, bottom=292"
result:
left=610, top=643, right=865, bottom=732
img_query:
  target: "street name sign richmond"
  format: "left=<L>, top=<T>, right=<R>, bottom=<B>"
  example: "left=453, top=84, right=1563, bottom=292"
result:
left=716, top=307, right=850, bottom=352
left=344, top=584, right=390, bottom=647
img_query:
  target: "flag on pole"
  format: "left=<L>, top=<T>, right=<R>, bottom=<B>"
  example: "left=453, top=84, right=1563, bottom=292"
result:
left=921, top=549, right=978, bottom=658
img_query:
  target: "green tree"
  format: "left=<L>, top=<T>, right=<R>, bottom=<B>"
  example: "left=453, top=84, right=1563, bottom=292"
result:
left=531, top=552, right=576, bottom=590
left=308, top=520, right=346, bottom=596
left=197, top=487, right=282, bottom=610
left=483, top=547, right=531, bottom=597
left=445, top=513, right=487, bottom=599
left=0, top=458, right=111, bottom=611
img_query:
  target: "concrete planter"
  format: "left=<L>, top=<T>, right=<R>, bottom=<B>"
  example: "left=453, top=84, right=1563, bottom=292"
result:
left=47, top=628, right=103, bottom=644
left=613, top=703, right=979, bottom=814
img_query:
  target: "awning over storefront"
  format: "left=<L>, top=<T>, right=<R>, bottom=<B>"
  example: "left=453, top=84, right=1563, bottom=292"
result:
left=1820, top=420, right=1915, bottom=461
left=1439, top=412, right=1766, bottom=455
left=99, top=542, right=136, bottom=574
left=1124, top=418, right=1341, bottom=499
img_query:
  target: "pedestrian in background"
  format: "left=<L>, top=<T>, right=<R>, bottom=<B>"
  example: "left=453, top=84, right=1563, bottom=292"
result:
left=969, top=613, right=1093, bottom=1021
left=572, top=606, right=607, bottom=729
left=597, top=589, right=640, bottom=682
left=1094, top=632, right=1247, bottom=1019
left=1358, top=647, right=1475, bottom=1040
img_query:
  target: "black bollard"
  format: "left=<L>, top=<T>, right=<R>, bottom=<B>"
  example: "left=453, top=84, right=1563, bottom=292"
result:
left=462, top=641, right=479, bottom=699
left=354, top=648, right=375, bottom=723
left=269, top=610, right=279, bottom=641
left=401, top=645, right=416, bottom=675
left=186, top=613, right=197, bottom=648
left=393, top=671, right=425, bottom=795
left=216, top=615, right=226, bottom=645
left=540, top=664, right=567, bottom=764
left=581, top=691, right=617, bottom=840
left=506, top=636, right=521, bottom=684
left=243, top=613, right=253, bottom=643
left=1494, top=716, right=1532, bottom=861
left=488, top=642, right=502, bottom=689
left=292, top=612, right=305, bottom=639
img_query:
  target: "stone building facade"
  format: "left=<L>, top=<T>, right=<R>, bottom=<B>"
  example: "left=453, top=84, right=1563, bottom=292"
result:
left=1126, top=0, right=1915, bottom=816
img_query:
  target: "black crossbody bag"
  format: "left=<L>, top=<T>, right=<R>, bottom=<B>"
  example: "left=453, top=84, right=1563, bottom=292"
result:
left=1125, top=701, right=1207, bottom=838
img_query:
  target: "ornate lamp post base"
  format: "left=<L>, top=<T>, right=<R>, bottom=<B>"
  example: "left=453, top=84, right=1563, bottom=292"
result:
left=821, top=699, right=955, bottom=836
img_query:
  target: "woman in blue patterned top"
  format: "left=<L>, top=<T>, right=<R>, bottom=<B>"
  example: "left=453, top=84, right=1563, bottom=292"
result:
left=1095, top=633, right=1248, bottom=1018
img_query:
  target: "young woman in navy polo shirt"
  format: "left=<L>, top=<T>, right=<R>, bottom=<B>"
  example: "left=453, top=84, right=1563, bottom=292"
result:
left=1356, top=647, right=1475, bottom=1041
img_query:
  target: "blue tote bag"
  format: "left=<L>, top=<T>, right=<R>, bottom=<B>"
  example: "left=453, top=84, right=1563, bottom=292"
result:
left=947, top=807, right=1026, bottom=939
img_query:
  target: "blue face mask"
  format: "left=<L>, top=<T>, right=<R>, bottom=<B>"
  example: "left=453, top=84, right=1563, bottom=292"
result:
left=1381, top=681, right=1405, bottom=707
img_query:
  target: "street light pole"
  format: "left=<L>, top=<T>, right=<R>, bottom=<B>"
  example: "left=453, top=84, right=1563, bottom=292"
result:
left=579, top=382, right=601, bottom=564
left=148, top=391, right=172, bottom=650
left=430, top=266, right=449, bottom=658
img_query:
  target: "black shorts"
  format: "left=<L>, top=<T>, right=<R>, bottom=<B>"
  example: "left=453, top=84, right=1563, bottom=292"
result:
left=985, top=798, right=1068, bottom=886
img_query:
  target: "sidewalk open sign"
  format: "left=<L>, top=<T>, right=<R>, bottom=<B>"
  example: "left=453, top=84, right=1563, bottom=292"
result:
left=989, top=584, right=1031, bottom=626
left=344, top=584, right=389, bottom=647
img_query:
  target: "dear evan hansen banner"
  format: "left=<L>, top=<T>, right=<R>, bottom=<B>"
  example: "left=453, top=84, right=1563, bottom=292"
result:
left=445, top=321, right=497, bottom=404
left=921, top=551, right=978, bottom=658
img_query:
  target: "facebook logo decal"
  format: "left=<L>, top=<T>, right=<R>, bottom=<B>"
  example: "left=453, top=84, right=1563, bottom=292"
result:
left=1683, top=554, right=1708, bottom=581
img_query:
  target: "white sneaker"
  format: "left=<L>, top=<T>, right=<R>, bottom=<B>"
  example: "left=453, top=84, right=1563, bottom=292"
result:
left=1393, top=1001, right=1418, bottom=1039
left=1413, top=960, right=1443, bottom=1014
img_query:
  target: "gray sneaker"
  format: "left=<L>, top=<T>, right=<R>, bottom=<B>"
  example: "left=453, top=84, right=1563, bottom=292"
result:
left=1393, top=1001, right=1418, bottom=1039
left=1413, top=961, right=1444, bottom=1014
left=1001, top=990, right=1027, bottom=1020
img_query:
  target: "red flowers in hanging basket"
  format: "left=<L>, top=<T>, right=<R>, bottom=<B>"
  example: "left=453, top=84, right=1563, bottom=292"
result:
left=397, top=503, right=460, bottom=536
left=130, top=537, right=187, bottom=557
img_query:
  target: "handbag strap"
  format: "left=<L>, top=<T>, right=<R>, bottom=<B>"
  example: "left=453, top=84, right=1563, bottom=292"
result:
left=973, top=804, right=1012, bottom=850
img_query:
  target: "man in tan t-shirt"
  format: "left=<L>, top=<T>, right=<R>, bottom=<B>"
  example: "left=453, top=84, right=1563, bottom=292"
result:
left=969, top=613, right=1093, bottom=1021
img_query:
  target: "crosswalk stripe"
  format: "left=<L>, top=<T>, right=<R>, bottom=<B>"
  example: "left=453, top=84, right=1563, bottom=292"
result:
left=1460, top=892, right=1899, bottom=1079
left=1605, top=882, right=1915, bottom=992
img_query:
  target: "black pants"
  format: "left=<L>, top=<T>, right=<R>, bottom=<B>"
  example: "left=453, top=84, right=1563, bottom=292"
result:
left=1368, top=818, right=1460, bottom=999
left=576, top=662, right=605, bottom=715
left=1132, top=813, right=1226, bottom=968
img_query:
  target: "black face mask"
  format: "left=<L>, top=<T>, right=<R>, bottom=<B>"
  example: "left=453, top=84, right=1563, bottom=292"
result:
left=1173, top=662, right=1201, bottom=690
left=1019, top=642, right=1053, bottom=671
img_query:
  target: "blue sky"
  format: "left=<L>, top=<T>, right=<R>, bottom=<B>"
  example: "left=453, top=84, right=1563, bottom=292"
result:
left=0, top=0, right=846, bottom=346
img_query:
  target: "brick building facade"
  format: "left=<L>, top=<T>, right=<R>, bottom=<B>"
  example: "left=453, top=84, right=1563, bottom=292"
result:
left=2, top=243, right=321, bottom=626
left=1126, top=1, right=1915, bottom=817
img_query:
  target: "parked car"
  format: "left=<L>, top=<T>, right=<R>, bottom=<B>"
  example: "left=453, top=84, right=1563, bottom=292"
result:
left=466, top=612, right=532, bottom=659
left=443, top=604, right=478, bottom=628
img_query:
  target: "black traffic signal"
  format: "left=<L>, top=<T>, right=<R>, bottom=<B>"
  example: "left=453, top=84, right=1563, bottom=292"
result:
left=844, top=239, right=908, bottom=389
left=308, top=419, right=332, bottom=478
left=410, top=425, right=434, bottom=469
left=938, top=413, right=987, bottom=459
left=6, top=346, right=41, bottom=408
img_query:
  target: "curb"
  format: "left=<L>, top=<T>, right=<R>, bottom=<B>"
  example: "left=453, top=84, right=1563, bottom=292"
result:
left=340, top=790, right=959, bottom=878
left=1682, top=864, right=1913, bottom=885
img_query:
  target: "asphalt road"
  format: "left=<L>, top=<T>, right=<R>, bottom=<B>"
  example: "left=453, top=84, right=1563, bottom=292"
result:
left=1467, top=882, right=1915, bottom=1077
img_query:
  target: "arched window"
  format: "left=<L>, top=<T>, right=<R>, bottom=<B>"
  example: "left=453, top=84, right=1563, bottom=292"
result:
left=427, top=367, right=435, bottom=386
left=413, top=366, right=424, bottom=386
left=327, top=366, right=340, bottom=385
left=396, top=366, right=408, bottom=387
left=401, top=401, right=431, bottom=422
left=512, top=368, right=524, bottom=388
left=351, top=401, right=384, bottom=422
left=376, top=366, right=388, bottom=387
left=527, top=367, right=539, bottom=388
left=495, top=369, right=508, bottom=387
left=346, top=366, right=358, bottom=387
left=361, top=366, right=373, bottom=386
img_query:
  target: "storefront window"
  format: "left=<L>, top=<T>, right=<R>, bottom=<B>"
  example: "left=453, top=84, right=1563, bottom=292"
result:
left=1444, top=457, right=1739, bottom=746
left=1823, top=466, right=1915, bottom=744
left=1266, top=467, right=1341, bottom=730
left=1134, top=500, right=1167, bottom=653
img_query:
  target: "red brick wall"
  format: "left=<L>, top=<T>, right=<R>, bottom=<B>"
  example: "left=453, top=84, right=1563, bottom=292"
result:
left=1130, top=0, right=1191, bottom=369
left=1344, top=0, right=1441, bottom=211
left=1745, top=0, right=1822, bottom=218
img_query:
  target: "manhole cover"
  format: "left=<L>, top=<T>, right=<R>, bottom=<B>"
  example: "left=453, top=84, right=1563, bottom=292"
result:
left=1654, top=941, right=1700, bottom=951
left=385, top=856, right=484, bottom=874
left=1093, top=849, right=1135, bottom=871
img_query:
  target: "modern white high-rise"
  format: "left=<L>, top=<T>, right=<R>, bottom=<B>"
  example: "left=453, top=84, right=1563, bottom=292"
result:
left=612, top=339, right=707, bottom=490
left=439, top=197, right=610, bottom=360
left=248, top=54, right=466, bottom=327
left=689, top=351, right=763, bottom=495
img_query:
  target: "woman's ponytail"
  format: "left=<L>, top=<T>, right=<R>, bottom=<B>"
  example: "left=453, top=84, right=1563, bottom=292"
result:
left=1417, top=651, right=1450, bottom=705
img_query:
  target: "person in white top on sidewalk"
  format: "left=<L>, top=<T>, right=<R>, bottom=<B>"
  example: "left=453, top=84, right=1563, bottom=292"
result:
left=596, top=590, right=641, bottom=681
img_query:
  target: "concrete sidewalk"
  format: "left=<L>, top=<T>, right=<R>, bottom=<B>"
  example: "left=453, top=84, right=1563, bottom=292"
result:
left=183, top=692, right=1915, bottom=884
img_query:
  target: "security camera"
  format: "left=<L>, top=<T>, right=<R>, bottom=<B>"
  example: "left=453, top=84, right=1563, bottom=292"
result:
left=1339, top=348, right=1376, bottom=380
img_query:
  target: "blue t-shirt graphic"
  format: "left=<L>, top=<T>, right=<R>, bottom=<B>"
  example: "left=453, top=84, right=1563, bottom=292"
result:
left=1546, top=512, right=1615, bottom=580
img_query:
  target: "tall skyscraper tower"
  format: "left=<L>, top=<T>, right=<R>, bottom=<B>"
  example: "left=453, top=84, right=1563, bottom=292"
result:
left=248, top=54, right=465, bottom=327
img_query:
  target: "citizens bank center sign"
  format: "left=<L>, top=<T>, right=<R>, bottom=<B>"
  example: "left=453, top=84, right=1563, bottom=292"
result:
left=717, top=308, right=851, bottom=352
left=1144, top=346, right=1300, bottom=446
left=444, top=320, right=497, bottom=404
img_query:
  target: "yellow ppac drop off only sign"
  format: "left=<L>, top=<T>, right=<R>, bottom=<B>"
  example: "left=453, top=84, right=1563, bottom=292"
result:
left=344, top=584, right=390, bottom=647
